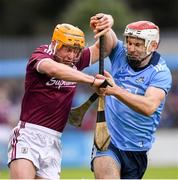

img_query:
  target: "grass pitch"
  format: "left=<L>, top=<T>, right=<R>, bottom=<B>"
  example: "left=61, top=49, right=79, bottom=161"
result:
left=0, top=166, right=178, bottom=179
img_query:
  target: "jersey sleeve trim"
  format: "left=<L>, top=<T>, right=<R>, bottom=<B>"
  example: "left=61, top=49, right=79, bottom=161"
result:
left=36, top=59, right=48, bottom=73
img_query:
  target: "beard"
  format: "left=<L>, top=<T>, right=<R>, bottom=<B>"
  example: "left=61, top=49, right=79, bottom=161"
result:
left=127, top=53, right=152, bottom=70
left=127, top=55, right=142, bottom=69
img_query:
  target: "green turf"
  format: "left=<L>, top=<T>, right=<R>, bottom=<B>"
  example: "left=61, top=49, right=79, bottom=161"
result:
left=143, top=166, right=178, bottom=179
left=1, top=166, right=178, bottom=179
left=0, top=169, right=9, bottom=179
left=61, top=168, right=94, bottom=179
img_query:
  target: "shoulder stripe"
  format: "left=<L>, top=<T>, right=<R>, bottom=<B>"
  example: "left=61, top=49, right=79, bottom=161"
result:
left=153, top=63, right=165, bottom=72
left=44, top=44, right=54, bottom=55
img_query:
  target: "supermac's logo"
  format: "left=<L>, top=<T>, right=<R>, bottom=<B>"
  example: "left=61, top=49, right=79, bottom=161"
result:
left=46, top=77, right=76, bottom=89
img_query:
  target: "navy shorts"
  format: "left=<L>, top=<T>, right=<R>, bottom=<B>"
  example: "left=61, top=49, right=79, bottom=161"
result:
left=91, top=142, right=148, bottom=179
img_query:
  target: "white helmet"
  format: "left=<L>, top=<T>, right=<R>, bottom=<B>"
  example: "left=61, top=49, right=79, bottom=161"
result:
left=124, top=21, right=160, bottom=50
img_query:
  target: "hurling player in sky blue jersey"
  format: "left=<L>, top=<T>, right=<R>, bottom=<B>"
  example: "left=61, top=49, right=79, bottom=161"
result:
left=7, top=22, right=114, bottom=179
left=90, top=13, right=172, bottom=179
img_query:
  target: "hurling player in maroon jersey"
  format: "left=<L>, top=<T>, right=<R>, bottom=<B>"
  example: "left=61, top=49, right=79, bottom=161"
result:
left=8, top=18, right=114, bottom=180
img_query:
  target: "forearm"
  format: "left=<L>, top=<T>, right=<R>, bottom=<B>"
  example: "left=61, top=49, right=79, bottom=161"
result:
left=90, top=29, right=118, bottom=64
left=56, top=65, right=94, bottom=84
left=38, top=59, right=95, bottom=84
left=100, top=71, right=164, bottom=116
left=104, top=29, right=118, bottom=56
left=110, top=86, right=157, bottom=116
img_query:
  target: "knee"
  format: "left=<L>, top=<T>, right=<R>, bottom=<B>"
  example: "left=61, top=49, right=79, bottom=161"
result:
left=93, top=156, right=121, bottom=179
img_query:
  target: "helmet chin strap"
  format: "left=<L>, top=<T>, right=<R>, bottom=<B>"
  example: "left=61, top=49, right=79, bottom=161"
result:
left=127, top=52, right=152, bottom=69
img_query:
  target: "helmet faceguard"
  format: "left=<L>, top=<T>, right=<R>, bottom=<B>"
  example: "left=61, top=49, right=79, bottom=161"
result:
left=54, top=45, right=83, bottom=66
left=124, top=21, right=160, bottom=54
left=51, top=23, right=85, bottom=65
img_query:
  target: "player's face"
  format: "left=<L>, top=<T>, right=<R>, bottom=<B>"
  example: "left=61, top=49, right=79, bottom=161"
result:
left=54, top=45, right=82, bottom=66
left=126, top=36, right=147, bottom=61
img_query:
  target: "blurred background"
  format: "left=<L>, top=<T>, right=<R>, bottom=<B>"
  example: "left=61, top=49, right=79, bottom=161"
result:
left=0, top=0, right=178, bottom=178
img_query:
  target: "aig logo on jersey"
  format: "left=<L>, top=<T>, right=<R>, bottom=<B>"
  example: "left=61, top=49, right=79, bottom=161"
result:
left=135, top=76, right=145, bottom=83
left=21, top=147, right=28, bottom=154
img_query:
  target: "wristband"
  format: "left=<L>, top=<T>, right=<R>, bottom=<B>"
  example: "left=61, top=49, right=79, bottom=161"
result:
left=90, top=77, right=96, bottom=86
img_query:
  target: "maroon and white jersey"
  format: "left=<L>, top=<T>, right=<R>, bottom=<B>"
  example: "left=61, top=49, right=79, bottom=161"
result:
left=20, top=44, right=90, bottom=132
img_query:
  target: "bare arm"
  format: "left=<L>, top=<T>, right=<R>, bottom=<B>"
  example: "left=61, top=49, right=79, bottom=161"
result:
left=89, top=13, right=118, bottom=64
left=99, top=71, right=165, bottom=116
left=103, top=29, right=118, bottom=56
left=37, top=58, right=103, bottom=87
left=109, top=86, right=165, bottom=116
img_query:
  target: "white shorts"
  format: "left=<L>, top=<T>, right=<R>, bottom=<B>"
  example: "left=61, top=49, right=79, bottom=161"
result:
left=8, top=121, right=62, bottom=179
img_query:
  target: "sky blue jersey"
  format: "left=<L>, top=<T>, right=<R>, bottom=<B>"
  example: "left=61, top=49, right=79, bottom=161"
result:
left=106, top=40, right=172, bottom=151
